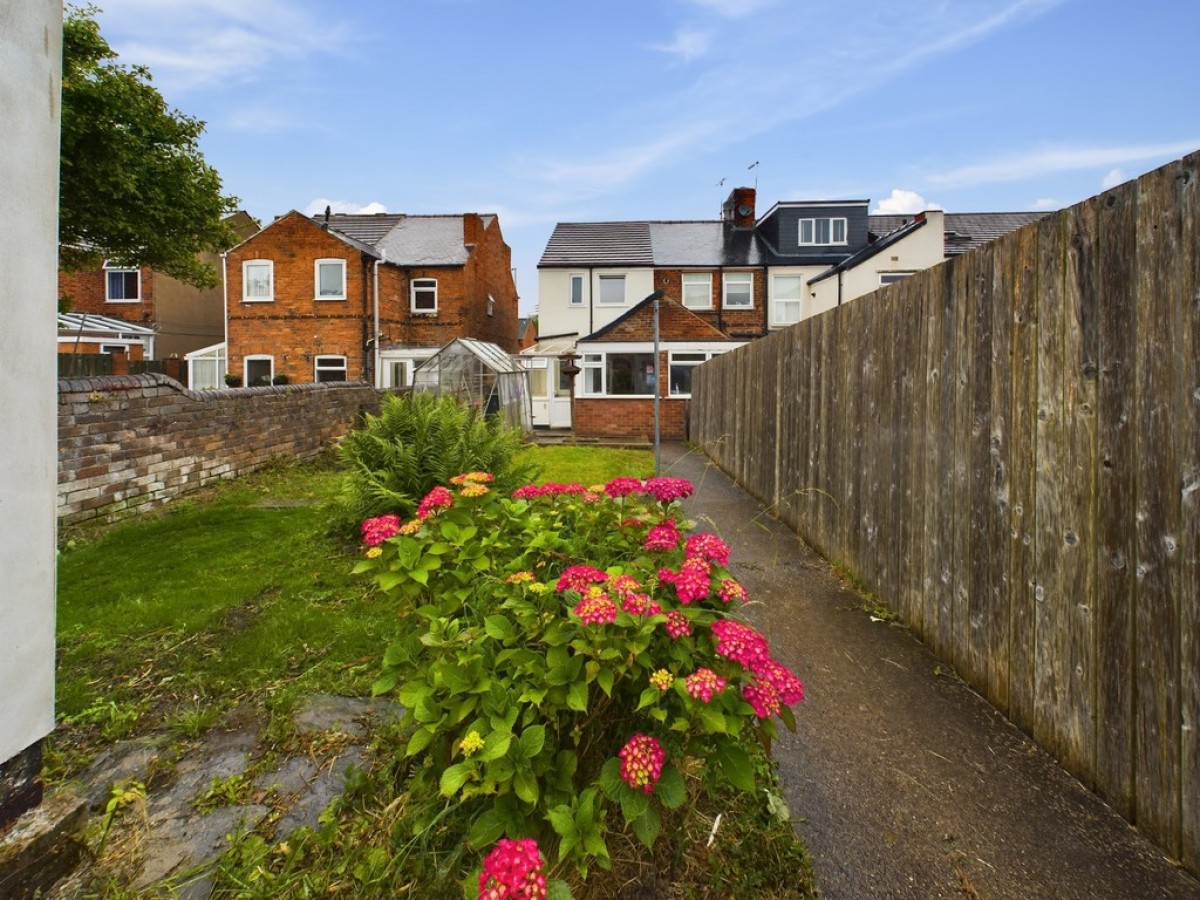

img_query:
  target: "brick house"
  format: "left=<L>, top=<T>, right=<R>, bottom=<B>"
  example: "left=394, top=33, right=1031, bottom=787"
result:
left=57, top=211, right=258, bottom=361
left=532, top=187, right=1044, bottom=438
left=223, top=209, right=518, bottom=387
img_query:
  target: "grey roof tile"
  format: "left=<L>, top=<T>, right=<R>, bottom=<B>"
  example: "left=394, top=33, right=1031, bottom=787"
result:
left=319, top=213, right=407, bottom=245
left=869, top=212, right=1047, bottom=257
left=539, top=222, right=654, bottom=266
left=375, top=216, right=469, bottom=266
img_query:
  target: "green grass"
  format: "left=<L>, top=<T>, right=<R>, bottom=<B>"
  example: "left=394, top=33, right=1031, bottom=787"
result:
left=54, top=446, right=813, bottom=898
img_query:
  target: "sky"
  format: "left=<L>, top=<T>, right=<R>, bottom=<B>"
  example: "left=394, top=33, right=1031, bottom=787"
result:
left=90, top=0, right=1199, bottom=315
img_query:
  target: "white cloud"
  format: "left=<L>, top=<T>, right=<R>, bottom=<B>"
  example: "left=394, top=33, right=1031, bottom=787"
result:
left=304, top=199, right=389, bottom=216
left=1101, top=168, right=1126, bottom=189
left=1032, top=198, right=1061, bottom=210
left=650, top=29, right=713, bottom=63
left=872, top=189, right=940, bottom=215
left=927, top=140, right=1200, bottom=189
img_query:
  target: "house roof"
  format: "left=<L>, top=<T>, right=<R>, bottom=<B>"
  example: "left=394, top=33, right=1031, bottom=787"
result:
left=374, top=216, right=472, bottom=266
left=539, top=220, right=772, bottom=269
left=808, top=216, right=929, bottom=285
left=582, top=293, right=735, bottom=343
left=868, top=212, right=1047, bottom=257
left=57, top=313, right=156, bottom=336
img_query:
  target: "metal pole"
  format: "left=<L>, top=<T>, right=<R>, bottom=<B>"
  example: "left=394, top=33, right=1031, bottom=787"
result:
left=650, top=290, right=664, bottom=476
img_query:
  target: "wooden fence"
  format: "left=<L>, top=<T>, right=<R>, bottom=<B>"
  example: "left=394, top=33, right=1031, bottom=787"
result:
left=691, top=152, right=1199, bottom=871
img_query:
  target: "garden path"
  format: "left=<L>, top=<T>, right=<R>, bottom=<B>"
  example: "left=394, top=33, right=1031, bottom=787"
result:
left=663, top=443, right=1200, bottom=900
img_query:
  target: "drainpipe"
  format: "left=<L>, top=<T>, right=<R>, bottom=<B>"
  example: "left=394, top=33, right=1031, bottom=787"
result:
left=373, top=252, right=385, bottom=388
left=361, top=255, right=370, bottom=382
left=716, top=266, right=724, bottom=334
left=221, top=251, right=229, bottom=380
left=761, top=265, right=769, bottom=335
left=588, top=266, right=594, bottom=335
left=837, top=269, right=844, bottom=308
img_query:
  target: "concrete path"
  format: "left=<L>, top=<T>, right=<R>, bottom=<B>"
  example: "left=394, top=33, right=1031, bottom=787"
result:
left=663, top=443, right=1200, bottom=900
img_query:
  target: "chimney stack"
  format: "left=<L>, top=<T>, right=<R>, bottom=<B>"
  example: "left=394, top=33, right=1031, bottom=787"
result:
left=722, top=187, right=757, bottom=228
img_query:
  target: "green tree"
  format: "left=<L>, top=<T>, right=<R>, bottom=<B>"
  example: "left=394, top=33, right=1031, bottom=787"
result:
left=59, top=5, right=239, bottom=288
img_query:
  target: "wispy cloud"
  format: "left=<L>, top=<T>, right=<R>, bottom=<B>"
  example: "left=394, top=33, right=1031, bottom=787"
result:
left=1032, top=197, right=1061, bottom=210
left=1101, top=168, right=1127, bottom=189
left=872, top=189, right=941, bottom=215
left=98, top=0, right=353, bottom=93
left=927, top=140, right=1200, bottom=189
left=650, top=29, right=713, bottom=63
left=304, top=198, right=389, bottom=216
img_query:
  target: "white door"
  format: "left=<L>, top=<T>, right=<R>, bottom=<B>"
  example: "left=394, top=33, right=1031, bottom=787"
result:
left=549, top=360, right=573, bottom=428
left=525, top=359, right=551, bottom=426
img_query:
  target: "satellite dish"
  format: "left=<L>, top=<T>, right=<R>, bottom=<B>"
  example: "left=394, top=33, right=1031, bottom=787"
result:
left=736, top=204, right=753, bottom=217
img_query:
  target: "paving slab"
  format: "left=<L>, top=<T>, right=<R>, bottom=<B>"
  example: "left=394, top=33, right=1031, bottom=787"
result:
left=664, top=443, right=1200, bottom=900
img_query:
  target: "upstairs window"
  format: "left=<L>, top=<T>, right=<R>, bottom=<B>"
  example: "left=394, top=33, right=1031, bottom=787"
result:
left=243, top=260, right=273, bottom=302
left=799, top=217, right=848, bottom=246
left=723, top=272, right=753, bottom=309
left=598, top=274, right=626, bottom=305
left=771, top=275, right=804, bottom=326
left=315, top=259, right=346, bottom=300
left=682, top=273, right=713, bottom=309
left=569, top=274, right=585, bottom=306
left=411, top=278, right=438, bottom=314
left=104, top=263, right=140, bottom=303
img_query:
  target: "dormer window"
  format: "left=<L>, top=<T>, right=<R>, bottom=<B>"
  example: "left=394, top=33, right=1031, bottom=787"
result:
left=799, top=217, right=848, bottom=246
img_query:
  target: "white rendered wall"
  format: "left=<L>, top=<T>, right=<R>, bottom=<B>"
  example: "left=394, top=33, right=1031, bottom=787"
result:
left=0, top=1, right=60, bottom=763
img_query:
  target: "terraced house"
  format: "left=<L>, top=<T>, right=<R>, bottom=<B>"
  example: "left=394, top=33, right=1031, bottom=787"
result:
left=530, top=187, right=1043, bottom=438
left=219, top=208, right=518, bottom=388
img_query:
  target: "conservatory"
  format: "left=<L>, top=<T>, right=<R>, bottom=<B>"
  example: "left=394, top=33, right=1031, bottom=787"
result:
left=411, top=338, right=531, bottom=433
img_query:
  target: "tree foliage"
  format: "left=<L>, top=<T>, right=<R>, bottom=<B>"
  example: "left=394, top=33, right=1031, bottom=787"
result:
left=59, top=6, right=239, bottom=288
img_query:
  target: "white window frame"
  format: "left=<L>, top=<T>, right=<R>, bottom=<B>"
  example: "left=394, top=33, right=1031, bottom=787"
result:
left=798, top=217, right=848, bottom=247
left=681, top=273, right=713, bottom=310
left=597, top=274, right=626, bottom=305
left=103, top=262, right=141, bottom=303
left=722, top=272, right=753, bottom=309
left=411, top=278, right=438, bottom=314
left=569, top=274, right=585, bottom=307
left=244, top=354, right=274, bottom=386
left=668, top=350, right=726, bottom=398
left=99, top=343, right=131, bottom=355
left=314, top=258, right=347, bottom=301
left=487, top=294, right=495, bottom=317
left=771, top=274, right=804, bottom=327
left=314, top=354, right=348, bottom=382
left=388, top=359, right=413, bottom=388
left=879, top=271, right=915, bottom=285
left=579, top=353, right=604, bottom=396
left=243, top=260, right=274, bottom=302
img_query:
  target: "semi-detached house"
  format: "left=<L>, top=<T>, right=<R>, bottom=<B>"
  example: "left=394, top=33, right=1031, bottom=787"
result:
left=220, top=208, right=518, bottom=389
left=531, top=187, right=1044, bottom=439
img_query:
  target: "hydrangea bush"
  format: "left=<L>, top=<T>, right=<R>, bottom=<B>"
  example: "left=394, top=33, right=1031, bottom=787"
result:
left=354, top=472, right=803, bottom=897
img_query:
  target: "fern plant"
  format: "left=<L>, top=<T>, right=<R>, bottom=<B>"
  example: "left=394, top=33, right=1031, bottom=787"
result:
left=337, top=393, right=537, bottom=524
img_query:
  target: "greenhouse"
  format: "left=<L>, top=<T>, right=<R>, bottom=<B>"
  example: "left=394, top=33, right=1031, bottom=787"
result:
left=411, top=338, right=531, bottom=432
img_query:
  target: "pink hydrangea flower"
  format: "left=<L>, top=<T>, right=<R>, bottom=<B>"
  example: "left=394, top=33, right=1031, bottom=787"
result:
left=478, top=838, right=547, bottom=900
left=604, top=476, right=644, bottom=498
left=672, top=558, right=712, bottom=605
left=621, top=592, right=662, bottom=616
left=685, top=667, right=727, bottom=703
left=642, top=477, right=694, bottom=503
left=573, top=588, right=618, bottom=626
left=361, top=514, right=401, bottom=546
left=685, top=533, right=730, bottom=566
left=416, top=485, right=453, bottom=519
left=718, top=579, right=748, bottom=605
left=644, top=520, right=681, bottom=552
left=664, top=610, right=692, bottom=639
left=649, top=669, right=673, bottom=691
left=742, top=679, right=782, bottom=719
left=710, top=619, right=771, bottom=670
left=751, top=657, right=805, bottom=705
left=618, top=734, right=665, bottom=795
left=556, top=565, right=609, bottom=594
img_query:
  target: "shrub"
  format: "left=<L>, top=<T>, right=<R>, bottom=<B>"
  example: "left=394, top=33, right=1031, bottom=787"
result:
left=355, top=473, right=804, bottom=896
left=337, top=393, right=537, bottom=524
left=223, top=373, right=242, bottom=387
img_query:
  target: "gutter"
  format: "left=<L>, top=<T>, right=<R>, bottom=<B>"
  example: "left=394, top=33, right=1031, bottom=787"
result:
left=373, top=252, right=385, bottom=388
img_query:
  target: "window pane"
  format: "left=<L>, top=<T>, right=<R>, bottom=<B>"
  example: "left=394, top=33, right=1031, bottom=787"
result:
left=606, top=353, right=655, bottom=395
left=832, top=218, right=846, bottom=243
left=413, top=279, right=437, bottom=311
left=245, top=263, right=271, bottom=298
left=815, top=219, right=830, bottom=244
left=724, top=273, right=752, bottom=308
left=246, top=358, right=272, bottom=385
left=318, top=262, right=344, bottom=297
left=598, top=275, right=625, bottom=304
left=799, top=220, right=813, bottom=244
left=527, top=367, right=548, bottom=396
left=316, top=356, right=347, bottom=382
left=570, top=275, right=583, bottom=304
left=107, top=270, right=138, bottom=300
left=774, top=275, right=803, bottom=300
left=682, top=274, right=712, bottom=309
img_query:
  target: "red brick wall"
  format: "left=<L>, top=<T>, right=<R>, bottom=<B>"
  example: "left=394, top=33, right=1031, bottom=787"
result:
left=57, top=374, right=382, bottom=524
left=59, top=267, right=155, bottom=325
left=653, top=269, right=767, bottom=340
left=573, top=398, right=688, bottom=441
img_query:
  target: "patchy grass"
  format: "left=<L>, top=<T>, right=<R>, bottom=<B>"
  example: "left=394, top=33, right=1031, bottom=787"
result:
left=54, top=446, right=814, bottom=898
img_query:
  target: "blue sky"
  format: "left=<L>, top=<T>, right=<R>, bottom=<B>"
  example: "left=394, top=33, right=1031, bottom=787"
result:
left=92, top=0, right=1198, bottom=315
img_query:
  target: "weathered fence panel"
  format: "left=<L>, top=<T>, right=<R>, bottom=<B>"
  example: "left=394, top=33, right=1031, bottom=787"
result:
left=690, top=151, right=1200, bottom=872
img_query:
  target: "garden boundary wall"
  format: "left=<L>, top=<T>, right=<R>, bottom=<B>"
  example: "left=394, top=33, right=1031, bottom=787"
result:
left=690, top=152, right=1199, bottom=873
left=58, top=375, right=383, bottom=524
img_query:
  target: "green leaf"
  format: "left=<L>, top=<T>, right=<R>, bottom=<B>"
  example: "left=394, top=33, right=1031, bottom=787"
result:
left=547, top=879, right=574, bottom=900
left=370, top=672, right=397, bottom=696
left=778, top=703, right=797, bottom=733
left=405, top=726, right=435, bottom=756
left=518, top=724, right=546, bottom=760
left=484, top=615, right=515, bottom=642
left=410, top=566, right=429, bottom=586
left=598, top=758, right=622, bottom=798
left=546, top=805, right=578, bottom=840
left=697, top=704, right=728, bottom=733
left=350, top=559, right=374, bottom=574
left=631, top=805, right=661, bottom=849
left=566, top=681, right=588, bottom=713
left=636, top=687, right=661, bottom=711
left=467, top=808, right=505, bottom=849
left=597, top=668, right=615, bottom=697
left=479, top=730, right=512, bottom=762
left=620, top=787, right=649, bottom=824
left=472, top=555, right=492, bottom=571
left=398, top=680, right=432, bottom=708
left=582, top=830, right=609, bottom=860
left=376, top=571, right=407, bottom=592
left=439, top=762, right=472, bottom=797
left=513, top=770, right=539, bottom=804
left=715, top=742, right=756, bottom=792
left=656, top=765, right=687, bottom=810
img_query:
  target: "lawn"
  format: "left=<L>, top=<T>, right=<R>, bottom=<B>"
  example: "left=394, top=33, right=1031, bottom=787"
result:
left=54, top=446, right=813, bottom=898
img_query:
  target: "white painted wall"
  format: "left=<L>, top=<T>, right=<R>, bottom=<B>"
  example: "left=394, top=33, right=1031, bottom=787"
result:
left=0, top=0, right=60, bottom=763
left=537, top=268, right=657, bottom=339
